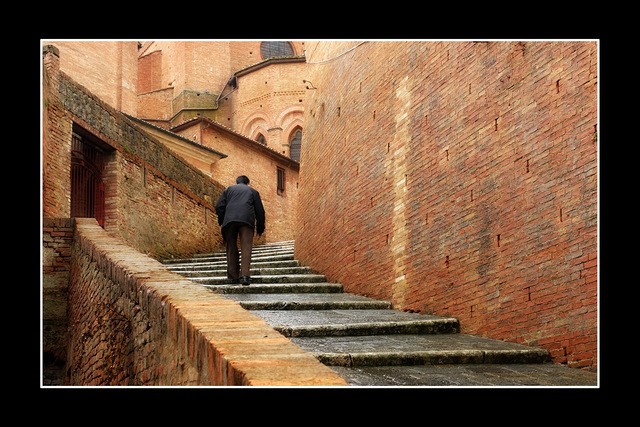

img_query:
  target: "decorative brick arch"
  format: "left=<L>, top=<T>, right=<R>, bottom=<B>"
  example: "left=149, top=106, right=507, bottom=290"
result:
left=275, top=105, right=304, bottom=130
left=241, top=112, right=272, bottom=142
left=278, top=106, right=305, bottom=156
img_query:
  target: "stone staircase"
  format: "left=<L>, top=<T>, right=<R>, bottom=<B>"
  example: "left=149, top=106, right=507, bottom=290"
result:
left=163, top=241, right=597, bottom=386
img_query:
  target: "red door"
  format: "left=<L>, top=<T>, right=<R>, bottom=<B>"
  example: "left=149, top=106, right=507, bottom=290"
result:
left=70, top=132, right=105, bottom=227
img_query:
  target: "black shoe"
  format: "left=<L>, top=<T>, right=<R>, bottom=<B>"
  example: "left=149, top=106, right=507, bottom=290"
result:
left=241, top=276, right=251, bottom=286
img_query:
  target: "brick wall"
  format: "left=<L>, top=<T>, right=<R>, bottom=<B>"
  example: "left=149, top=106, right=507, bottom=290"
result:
left=66, top=218, right=347, bottom=386
left=229, top=59, right=307, bottom=156
left=47, top=41, right=138, bottom=115
left=43, top=217, right=75, bottom=378
left=43, top=45, right=226, bottom=261
left=297, top=41, right=598, bottom=370
left=136, top=41, right=307, bottom=153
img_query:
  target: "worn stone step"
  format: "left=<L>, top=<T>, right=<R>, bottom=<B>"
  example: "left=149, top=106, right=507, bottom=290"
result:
left=167, top=259, right=302, bottom=271
left=327, top=363, right=597, bottom=386
left=164, top=253, right=296, bottom=267
left=163, top=250, right=295, bottom=265
left=174, top=266, right=313, bottom=277
left=251, top=309, right=460, bottom=337
left=225, top=293, right=392, bottom=310
left=194, top=245, right=295, bottom=256
left=203, top=282, right=344, bottom=294
left=290, top=334, right=551, bottom=367
left=191, top=273, right=327, bottom=286
left=162, top=242, right=295, bottom=263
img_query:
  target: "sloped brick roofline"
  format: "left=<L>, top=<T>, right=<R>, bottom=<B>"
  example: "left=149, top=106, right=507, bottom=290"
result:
left=124, top=113, right=228, bottom=159
left=233, top=55, right=306, bottom=78
left=171, top=116, right=300, bottom=170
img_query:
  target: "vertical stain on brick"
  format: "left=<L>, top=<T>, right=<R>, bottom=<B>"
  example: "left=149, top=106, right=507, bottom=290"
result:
left=389, top=76, right=411, bottom=308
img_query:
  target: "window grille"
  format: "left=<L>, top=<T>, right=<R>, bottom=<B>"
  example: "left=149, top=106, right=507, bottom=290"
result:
left=261, top=41, right=294, bottom=59
left=290, top=129, right=302, bottom=162
left=70, top=132, right=106, bottom=227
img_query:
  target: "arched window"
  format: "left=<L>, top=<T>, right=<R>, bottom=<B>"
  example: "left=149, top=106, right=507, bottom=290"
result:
left=256, top=133, right=267, bottom=145
left=260, top=41, right=295, bottom=60
left=290, top=128, right=302, bottom=162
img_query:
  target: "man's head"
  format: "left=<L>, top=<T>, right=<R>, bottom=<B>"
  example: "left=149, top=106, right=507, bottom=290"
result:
left=236, top=175, right=250, bottom=185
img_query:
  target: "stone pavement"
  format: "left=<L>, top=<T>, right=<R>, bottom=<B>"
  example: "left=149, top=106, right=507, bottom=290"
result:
left=164, top=241, right=598, bottom=387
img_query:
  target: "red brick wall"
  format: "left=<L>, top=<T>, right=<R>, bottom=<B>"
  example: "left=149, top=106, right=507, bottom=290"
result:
left=46, top=40, right=138, bottom=115
left=43, top=217, right=75, bottom=370
left=136, top=41, right=307, bottom=151
left=42, top=46, right=225, bottom=261
left=297, top=41, right=598, bottom=370
left=137, top=50, right=163, bottom=94
left=229, top=59, right=307, bottom=156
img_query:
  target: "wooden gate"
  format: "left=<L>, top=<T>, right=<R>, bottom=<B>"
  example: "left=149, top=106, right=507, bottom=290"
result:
left=70, top=132, right=105, bottom=227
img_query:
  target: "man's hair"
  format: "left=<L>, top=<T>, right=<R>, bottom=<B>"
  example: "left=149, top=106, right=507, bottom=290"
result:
left=236, top=175, right=250, bottom=185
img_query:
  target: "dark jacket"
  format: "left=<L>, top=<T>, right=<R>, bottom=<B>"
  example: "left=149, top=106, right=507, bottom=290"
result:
left=215, top=183, right=265, bottom=234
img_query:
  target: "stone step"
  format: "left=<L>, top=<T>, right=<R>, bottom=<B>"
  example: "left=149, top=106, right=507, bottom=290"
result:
left=250, top=309, right=460, bottom=337
left=173, top=266, right=313, bottom=277
left=327, top=363, right=597, bottom=386
left=225, top=293, right=392, bottom=310
left=190, top=273, right=327, bottom=286
left=164, top=252, right=295, bottom=265
left=167, top=259, right=301, bottom=271
left=190, top=246, right=295, bottom=259
left=290, top=334, right=551, bottom=367
left=203, top=282, right=344, bottom=294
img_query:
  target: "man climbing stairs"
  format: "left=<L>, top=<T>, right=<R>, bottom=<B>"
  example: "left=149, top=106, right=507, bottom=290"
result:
left=163, top=241, right=597, bottom=386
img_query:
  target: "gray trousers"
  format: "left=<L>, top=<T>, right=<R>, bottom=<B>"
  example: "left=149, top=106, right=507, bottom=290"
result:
left=223, top=222, right=254, bottom=280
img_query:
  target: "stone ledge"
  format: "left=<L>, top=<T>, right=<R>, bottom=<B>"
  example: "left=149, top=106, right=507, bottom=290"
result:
left=71, top=218, right=347, bottom=386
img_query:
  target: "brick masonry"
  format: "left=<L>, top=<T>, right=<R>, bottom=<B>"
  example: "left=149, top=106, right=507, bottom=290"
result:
left=45, top=40, right=305, bottom=246
left=43, top=45, right=226, bottom=261
left=42, top=217, right=75, bottom=374
left=66, top=218, right=347, bottom=385
left=297, top=41, right=598, bottom=370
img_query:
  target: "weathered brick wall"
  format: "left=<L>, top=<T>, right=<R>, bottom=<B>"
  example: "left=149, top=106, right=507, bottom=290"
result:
left=47, top=41, right=138, bottom=115
left=66, top=218, right=347, bottom=386
left=43, top=45, right=225, bottom=261
left=43, top=217, right=75, bottom=376
left=297, top=41, right=598, bottom=370
left=230, top=59, right=307, bottom=156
